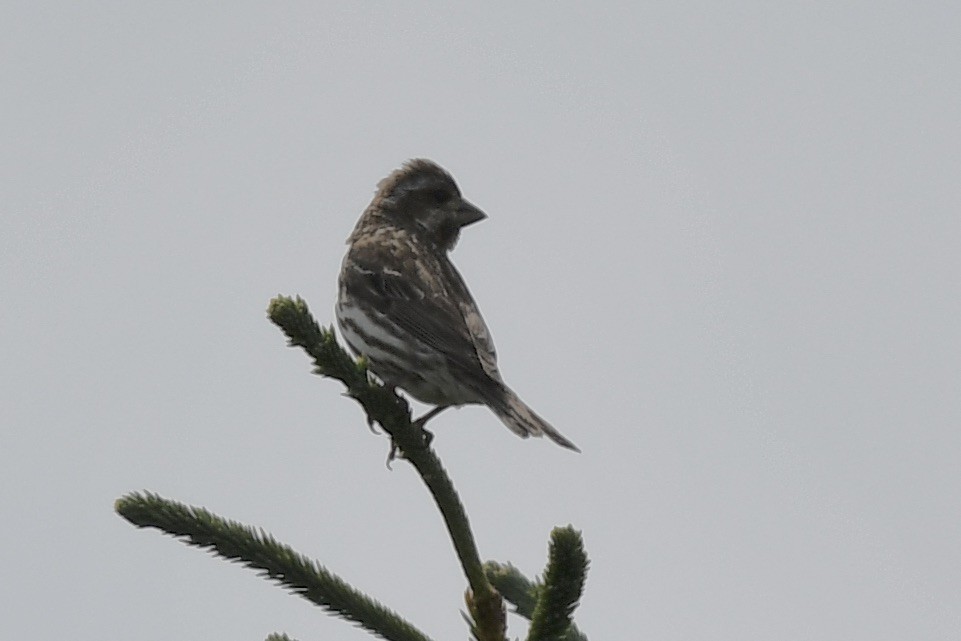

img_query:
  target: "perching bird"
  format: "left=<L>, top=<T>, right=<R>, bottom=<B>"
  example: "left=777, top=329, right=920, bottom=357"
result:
left=335, top=159, right=578, bottom=451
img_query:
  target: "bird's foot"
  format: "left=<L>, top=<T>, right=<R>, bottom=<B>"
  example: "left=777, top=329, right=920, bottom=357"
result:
left=413, top=406, right=448, bottom=448
left=385, top=440, right=400, bottom=469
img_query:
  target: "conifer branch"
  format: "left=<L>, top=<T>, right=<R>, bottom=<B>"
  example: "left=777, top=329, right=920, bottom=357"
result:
left=267, top=295, right=505, bottom=640
left=485, top=561, right=539, bottom=613
left=485, top=561, right=589, bottom=641
left=114, top=294, right=587, bottom=641
left=526, top=527, right=589, bottom=641
left=115, top=492, right=431, bottom=641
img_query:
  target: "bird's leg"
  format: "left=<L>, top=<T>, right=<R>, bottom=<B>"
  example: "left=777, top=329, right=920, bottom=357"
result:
left=385, top=397, right=444, bottom=467
left=413, top=405, right=448, bottom=427
left=412, top=405, right=449, bottom=447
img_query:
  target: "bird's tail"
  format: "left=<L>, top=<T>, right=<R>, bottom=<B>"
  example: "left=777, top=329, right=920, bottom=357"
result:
left=490, top=387, right=580, bottom=452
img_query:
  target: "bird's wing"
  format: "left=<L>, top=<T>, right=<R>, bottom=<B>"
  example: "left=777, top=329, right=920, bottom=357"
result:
left=440, top=260, right=501, bottom=381
left=343, top=242, right=501, bottom=385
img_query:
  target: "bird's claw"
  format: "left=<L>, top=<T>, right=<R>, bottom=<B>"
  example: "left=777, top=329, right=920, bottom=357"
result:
left=385, top=440, right=400, bottom=468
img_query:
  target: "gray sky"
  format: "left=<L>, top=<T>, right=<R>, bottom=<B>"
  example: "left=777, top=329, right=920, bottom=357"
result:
left=3, top=3, right=959, bottom=640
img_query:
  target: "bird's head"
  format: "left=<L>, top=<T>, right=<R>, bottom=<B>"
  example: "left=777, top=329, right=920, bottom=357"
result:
left=372, top=159, right=487, bottom=251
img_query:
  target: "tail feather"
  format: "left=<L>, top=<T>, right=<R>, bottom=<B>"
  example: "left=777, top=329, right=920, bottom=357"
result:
left=490, top=388, right=580, bottom=452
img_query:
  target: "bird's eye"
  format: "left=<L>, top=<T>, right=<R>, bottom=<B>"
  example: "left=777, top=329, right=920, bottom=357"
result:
left=431, top=189, right=451, bottom=204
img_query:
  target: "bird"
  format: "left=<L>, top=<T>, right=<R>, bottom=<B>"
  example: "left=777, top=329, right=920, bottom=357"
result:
left=335, top=159, right=579, bottom=452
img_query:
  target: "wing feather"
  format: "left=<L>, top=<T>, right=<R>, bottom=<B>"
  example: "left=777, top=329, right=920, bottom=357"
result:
left=343, top=239, right=501, bottom=390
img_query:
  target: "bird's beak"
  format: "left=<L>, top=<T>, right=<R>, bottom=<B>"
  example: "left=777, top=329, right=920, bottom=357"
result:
left=455, top=199, right=487, bottom=228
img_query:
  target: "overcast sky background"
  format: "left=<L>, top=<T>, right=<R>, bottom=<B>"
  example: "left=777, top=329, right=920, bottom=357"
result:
left=3, top=3, right=960, bottom=640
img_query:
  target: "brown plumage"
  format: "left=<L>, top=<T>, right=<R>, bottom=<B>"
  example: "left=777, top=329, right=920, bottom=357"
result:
left=335, top=159, right=578, bottom=451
